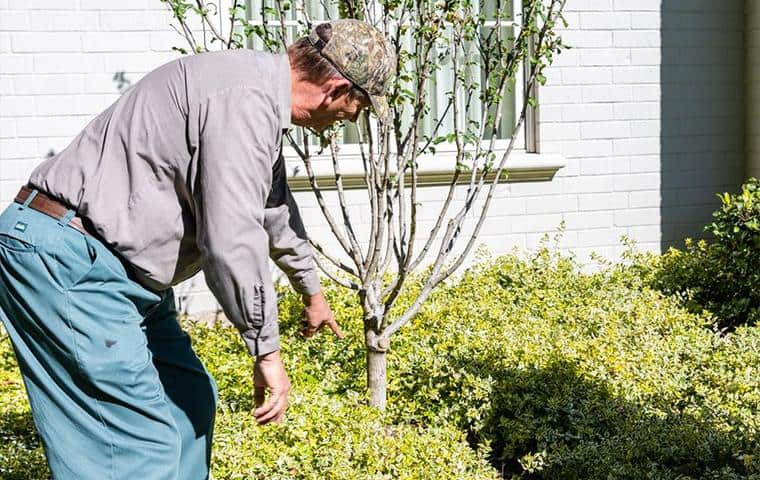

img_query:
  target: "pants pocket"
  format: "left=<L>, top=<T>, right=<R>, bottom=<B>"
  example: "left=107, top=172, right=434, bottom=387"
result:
left=64, top=290, right=162, bottom=404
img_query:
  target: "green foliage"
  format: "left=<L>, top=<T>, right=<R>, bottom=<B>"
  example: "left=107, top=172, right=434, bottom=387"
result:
left=639, top=179, right=760, bottom=330
left=2, top=247, right=760, bottom=478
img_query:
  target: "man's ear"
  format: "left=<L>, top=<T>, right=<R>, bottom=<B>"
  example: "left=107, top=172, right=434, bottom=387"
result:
left=321, top=76, right=352, bottom=105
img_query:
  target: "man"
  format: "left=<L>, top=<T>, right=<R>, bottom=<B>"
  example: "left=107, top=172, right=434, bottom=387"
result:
left=0, top=19, right=394, bottom=480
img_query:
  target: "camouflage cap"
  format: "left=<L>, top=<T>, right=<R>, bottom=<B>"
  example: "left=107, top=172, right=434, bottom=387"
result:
left=308, top=19, right=395, bottom=125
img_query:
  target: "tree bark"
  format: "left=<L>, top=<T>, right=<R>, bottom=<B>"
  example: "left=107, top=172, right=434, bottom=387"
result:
left=366, top=348, right=387, bottom=410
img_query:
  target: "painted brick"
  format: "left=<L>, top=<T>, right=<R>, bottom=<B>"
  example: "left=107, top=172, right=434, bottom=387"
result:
left=510, top=213, right=564, bottom=233
left=631, top=48, right=660, bottom=65
left=526, top=231, right=578, bottom=250
left=561, top=67, right=612, bottom=85
left=628, top=225, right=661, bottom=243
left=576, top=228, right=619, bottom=247
left=12, top=32, right=81, bottom=52
left=562, top=175, right=615, bottom=194
left=0, top=54, right=34, bottom=73
left=0, top=33, right=10, bottom=52
left=632, top=85, right=660, bottom=101
left=561, top=31, right=613, bottom=49
left=29, top=11, right=99, bottom=31
left=525, top=195, right=579, bottom=214
left=614, top=0, right=660, bottom=11
left=613, top=66, right=659, bottom=84
left=103, top=52, right=177, bottom=74
left=614, top=208, right=659, bottom=227
left=613, top=172, right=659, bottom=191
left=578, top=192, right=628, bottom=211
left=628, top=155, right=660, bottom=173
left=82, top=33, right=150, bottom=53
left=613, top=137, right=660, bottom=156
left=582, top=85, right=632, bottom=103
left=630, top=119, right=658, bottom=137
left=84, top=73, right=128, bottom=94
left=628, top=190, right=660, bottom=208
left=35, top=94, right=117, bottom=116
left=8, top=0, right=76, bottom=9
left=99, top=11, right=151, bottom=31
left=564, top=211, right=614, bottom=230
left=2, top=158, right=38, bottom=180
left=540, top=86, right=583, bottom=105
left=559, top=140, right=614, bottom=158
left=579, top=158, right=614, bottom=175
left=564, top=0, right=612, bottom=12
left=0, top=119, right=16, bottom=138
left=580, top=12, right=630, bottom=30
left=563, top=103, right=614, bottom=122
left=540, top=122, right=581, bottom=141
left=580, top=48, right=631, bottom=66
left=0, top=95, right=35, bottom=117
left=12, top=74, right=84, bottom=95
left=80, top=0, right=148, bottom=9
left=631, top=12, right=660, bottom=29
left=540, top=105, right=563, bottom=122
left=0, top=138, right=37, bottom=158
left=16, top=116, right=89, bottom=138
left=613, top=31, right=661, bottom=48
left=611, top=157, right=631, bottom=174
left=552, top=48, right=581, bottom=68
left=581, top=121, right=631, bottom=139
left=613, top=102, right=659, bottom=120
left=149, top=31, right=182, bottom=52
left=0, top=10, right=30, bottom=31
left=34, top=54, right=103, bottom=74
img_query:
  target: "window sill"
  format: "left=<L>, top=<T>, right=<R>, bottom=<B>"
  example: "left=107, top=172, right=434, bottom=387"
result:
left=283, top=147, right=566, bottom=192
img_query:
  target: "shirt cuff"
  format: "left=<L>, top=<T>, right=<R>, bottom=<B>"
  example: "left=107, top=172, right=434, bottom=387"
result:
left=292, top=268, right=321, bottom=296
left=241, top=326, right=281, bottom=358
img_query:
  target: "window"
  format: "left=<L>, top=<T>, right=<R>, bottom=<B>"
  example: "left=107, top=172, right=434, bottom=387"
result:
left=244, top=0, right=538, bottom=153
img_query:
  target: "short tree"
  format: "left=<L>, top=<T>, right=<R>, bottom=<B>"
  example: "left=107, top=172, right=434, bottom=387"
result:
left=162, top=0, right=567, bottom=409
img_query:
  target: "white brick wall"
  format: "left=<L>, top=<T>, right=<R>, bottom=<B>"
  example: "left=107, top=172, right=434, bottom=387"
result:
left=0, top=1, right=748, bottom=313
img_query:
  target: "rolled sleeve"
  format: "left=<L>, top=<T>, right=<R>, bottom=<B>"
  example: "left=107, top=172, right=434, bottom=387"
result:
left=193, top=88, right=282, bottom=357
left=264, top=151, right=322, bottom=296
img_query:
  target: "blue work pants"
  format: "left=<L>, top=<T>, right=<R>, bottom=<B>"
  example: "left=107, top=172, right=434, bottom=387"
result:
left=0, top=195, right=217, bottom=479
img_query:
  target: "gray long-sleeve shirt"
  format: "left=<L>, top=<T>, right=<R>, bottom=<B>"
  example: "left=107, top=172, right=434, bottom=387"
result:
left=29, top=50, right=321, bottom=357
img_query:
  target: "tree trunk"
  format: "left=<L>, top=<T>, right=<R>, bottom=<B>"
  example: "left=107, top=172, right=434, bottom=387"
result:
left=367, top=349, right=387, bottom=410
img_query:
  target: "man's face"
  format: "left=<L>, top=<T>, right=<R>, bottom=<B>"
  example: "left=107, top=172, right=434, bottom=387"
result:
left=308, top=87, right=371, bottom=131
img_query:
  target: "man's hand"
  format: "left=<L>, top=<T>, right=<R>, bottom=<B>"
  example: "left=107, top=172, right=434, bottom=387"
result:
left=301, top=291, right=344, bottom=339
left=253, top=350, right=291, bottom=425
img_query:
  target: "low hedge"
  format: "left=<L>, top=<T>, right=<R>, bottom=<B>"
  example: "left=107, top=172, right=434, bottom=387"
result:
left=1, top=245, right=759, bottom=479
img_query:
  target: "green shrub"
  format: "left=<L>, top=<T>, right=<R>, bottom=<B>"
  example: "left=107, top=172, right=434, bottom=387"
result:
left=646, top=178, right=760, bottom=330
left=383, top=247, right=760, bottom=478
left=1, top=245, right=759, bottom=479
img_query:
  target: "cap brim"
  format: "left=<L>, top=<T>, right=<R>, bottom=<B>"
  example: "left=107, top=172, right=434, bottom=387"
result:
left=370, top=94, right=391, bottom=126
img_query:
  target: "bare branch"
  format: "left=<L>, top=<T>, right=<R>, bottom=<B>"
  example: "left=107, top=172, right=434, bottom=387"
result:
left=329, top=138, right=366, bottom=268
left=312, top=252, right=360, bottom=290
left=309, top=239, right=359, bottom=278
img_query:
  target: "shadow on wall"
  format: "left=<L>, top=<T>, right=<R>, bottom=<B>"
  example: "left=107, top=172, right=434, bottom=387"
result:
left=660, top=1, right=746, bottom=250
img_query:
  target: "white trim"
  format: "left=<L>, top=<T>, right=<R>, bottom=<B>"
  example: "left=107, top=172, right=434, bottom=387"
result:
left=283, top=142, right=565, bottom=191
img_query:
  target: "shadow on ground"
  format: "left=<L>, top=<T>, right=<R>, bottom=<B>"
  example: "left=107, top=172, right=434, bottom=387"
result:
left=464, top=358, right=756, bottom=479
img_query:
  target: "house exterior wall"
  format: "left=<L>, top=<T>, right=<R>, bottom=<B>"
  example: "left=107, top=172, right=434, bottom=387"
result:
left=748, top=0, right=760, bottom=179
left=0, top=1, right=747, bottom=313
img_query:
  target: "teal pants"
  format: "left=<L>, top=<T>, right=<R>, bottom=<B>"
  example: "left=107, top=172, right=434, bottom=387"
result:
left=0, top=196, right=217, bottom=479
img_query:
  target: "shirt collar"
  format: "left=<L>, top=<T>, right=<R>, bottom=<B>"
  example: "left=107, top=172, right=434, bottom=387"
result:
left=278, top=53, right=292, bottom=131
